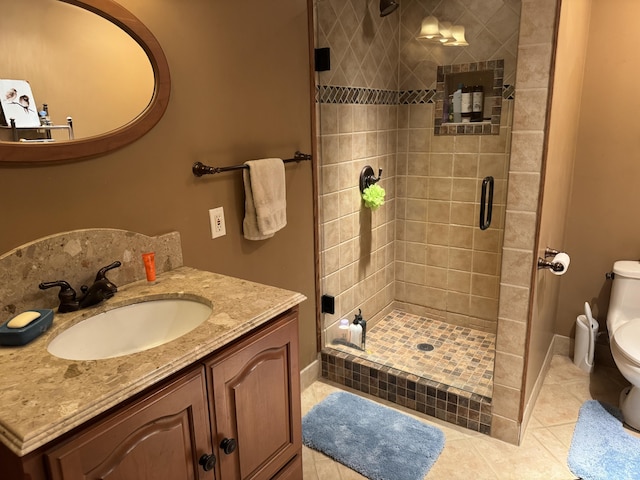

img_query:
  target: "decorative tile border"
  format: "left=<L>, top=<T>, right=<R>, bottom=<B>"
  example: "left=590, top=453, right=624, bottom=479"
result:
left=321, top=348, right=492, bottom=435
left=503, top=84, right=515, bottom=100
left=316, top=61, right=509, bottom=136
left=316, top=85, right=398, bottom=105
left=316, top=84, right=512, bottom=106
left=398, top=89, right=436, bottom=105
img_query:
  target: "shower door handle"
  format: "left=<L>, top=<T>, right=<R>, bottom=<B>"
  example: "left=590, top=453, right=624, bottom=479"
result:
left=479, top=176, right=494, bottom=231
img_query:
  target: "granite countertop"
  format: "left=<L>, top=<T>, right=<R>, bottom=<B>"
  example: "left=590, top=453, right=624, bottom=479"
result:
left=0, top=266, right=306, bottom=457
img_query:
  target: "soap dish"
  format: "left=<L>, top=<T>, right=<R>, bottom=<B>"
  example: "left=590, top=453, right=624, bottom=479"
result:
left=0, top=309, right=55, bottom=346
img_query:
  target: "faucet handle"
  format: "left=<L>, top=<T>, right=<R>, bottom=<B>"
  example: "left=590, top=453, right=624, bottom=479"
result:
left=39, top=280, right=80, bottom=313
left=95, top=261, right=122, bottom=282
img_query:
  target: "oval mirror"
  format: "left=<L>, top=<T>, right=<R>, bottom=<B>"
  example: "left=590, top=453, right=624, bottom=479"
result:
left=0, top=0, right=170, bottom=165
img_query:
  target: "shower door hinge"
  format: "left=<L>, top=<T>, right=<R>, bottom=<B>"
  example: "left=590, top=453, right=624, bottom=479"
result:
left=314, top=48, right=331, bottom=72
left=321, top=294, right=335, bottom=314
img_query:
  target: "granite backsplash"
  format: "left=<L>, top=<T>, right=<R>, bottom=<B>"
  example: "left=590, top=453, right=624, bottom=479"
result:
left=0, top=229, right=183, bottom=321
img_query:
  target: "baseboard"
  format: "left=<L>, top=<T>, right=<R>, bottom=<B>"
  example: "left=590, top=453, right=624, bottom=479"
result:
left=553, top=334, right=571, bottom=356
left=520, top=334, right=564, bottom=440
left=300, top=356, right=320, bottom=391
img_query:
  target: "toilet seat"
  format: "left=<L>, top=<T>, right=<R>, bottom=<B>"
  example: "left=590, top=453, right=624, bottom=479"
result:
left=613, top=320, right=640, bottom=366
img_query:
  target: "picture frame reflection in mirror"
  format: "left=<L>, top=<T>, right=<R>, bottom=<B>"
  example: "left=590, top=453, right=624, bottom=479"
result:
left=0, top=79, right=40, bottom=127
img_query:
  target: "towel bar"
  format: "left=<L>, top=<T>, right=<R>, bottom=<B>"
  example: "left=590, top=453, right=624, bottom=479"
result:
left=192, top=151, right=312, bottom=177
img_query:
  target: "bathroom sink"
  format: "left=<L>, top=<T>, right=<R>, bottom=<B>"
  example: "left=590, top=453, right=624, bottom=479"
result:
left=47, top=299, right=212, bottom=360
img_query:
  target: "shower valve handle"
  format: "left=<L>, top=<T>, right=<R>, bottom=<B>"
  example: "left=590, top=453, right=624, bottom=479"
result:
left=359, top=165, right=383, bottom=193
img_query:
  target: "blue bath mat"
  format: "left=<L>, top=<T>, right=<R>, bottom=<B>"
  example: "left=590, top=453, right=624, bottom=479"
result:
left=568, top=400, right=640, bottom=479
left=302, top=391, right=445, bottom=480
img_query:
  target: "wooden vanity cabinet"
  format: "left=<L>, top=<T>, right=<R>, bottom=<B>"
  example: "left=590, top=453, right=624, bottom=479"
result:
left=206, top=308, right=301, bottom=480
left=3, top=307, right=302, bottom=480
left=46, top=368, right=213, bottom=480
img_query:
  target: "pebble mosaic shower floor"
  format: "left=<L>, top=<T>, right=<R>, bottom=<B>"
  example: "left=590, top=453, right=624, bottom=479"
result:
left=322, top=309, right=495, bottom=433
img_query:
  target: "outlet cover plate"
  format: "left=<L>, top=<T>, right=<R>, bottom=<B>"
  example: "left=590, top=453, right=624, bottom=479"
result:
left=209, top=207, right=226, bottom=239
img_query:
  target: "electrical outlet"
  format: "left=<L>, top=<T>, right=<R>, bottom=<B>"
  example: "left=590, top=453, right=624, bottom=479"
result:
left=209, top=207, right=226, bottom=239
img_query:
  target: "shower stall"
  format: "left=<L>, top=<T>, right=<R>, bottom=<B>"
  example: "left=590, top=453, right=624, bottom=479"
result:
left=314, top=0, right=523, bottom=434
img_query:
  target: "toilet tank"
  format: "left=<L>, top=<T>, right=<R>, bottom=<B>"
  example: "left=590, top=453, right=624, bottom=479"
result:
left=608, top=260, right=640, bottom=334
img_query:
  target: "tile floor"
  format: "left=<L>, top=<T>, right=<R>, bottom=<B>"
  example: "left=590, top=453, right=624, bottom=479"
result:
left=302, top=355, right=635, bottom=479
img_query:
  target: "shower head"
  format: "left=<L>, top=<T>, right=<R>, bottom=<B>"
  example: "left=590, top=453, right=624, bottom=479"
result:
left=380, top=0, right=399, bottom=17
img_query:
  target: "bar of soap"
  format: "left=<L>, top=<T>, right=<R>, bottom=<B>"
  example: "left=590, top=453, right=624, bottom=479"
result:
left=7, top=311, right=41, bottom=329
left=0, top=309, right=54, bottom=346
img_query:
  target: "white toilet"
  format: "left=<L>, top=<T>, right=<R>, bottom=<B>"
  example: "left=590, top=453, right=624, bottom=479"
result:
left=607, top=260, right=640, bottom=430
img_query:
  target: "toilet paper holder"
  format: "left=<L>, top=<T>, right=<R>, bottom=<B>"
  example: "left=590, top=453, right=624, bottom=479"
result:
left=543, top=247, right=561, bottom=258
left=537, top=248, right=566, bottom=272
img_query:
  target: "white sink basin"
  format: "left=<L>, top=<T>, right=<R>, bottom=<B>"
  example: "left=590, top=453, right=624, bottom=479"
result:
left=47, top=299, right=212, bottom=360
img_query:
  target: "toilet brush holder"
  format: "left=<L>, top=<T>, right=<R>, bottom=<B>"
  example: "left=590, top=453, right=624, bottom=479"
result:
left=574, top=314, right=599, bottom=373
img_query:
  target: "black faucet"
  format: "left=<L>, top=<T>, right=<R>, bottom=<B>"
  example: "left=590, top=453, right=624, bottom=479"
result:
left=38, top=280, right=79, bottom=313
left=40, top=261, right=122, bottom=312
left=79, top=261, right=122, bottom=308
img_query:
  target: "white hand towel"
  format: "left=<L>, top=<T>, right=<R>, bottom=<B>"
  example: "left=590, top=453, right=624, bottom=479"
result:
left=242, top=158, right=287, bottom=240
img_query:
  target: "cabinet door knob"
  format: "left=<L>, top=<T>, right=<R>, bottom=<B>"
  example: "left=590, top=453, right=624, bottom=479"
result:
left=199, top=453, right=217, bottom=471
left=220, top=437, right=237, bottom=455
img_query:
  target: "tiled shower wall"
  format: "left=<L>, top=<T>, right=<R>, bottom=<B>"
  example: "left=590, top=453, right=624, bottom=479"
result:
left=398, top=0, right=520, bottom=90
left=318, top=100, right=397, bottom=337
left=492, top=0, right=560, bottom=444
left=316, top=0, right=400, bottom=336
left=394, top=1, right=520, bottom=334
left=395, top=101, right=513, bottom=333
left=316, top=0, right=521, bottom=336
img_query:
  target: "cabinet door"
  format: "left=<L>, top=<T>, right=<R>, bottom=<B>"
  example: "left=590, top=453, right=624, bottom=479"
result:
left=271, top=455, right=302, bottom=480
left=207, top=309, right=301, bottom=480
left=46, top=368, right=214, bottom=480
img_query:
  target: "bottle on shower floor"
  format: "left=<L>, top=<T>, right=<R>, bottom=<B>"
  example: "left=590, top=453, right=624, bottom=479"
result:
left=353, top=309, right=367, bottom=351
left=349, top=317, right=363, bottom=349
left=337, top=318, right=350, bottom=345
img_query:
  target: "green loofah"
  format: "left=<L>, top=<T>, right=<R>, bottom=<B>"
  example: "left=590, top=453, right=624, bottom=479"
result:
left=362, top=184, right=385, bottom=210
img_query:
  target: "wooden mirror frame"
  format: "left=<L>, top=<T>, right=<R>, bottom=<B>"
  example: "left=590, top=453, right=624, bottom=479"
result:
left=0, top=0, right=171, bottom=165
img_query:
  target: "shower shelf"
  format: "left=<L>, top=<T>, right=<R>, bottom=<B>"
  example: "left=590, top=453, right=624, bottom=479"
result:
left=442, top=121, right=491, bottom=126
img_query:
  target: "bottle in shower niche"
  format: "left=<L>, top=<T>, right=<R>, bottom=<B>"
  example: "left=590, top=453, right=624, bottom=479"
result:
left=452, top=84, right=463, bottom=123
left=448, top=94, right=454, bottom=123
left=337, top=318, right=350, bottom=345
left=461, top=85, right=472, bottom=123
left=442, top=95, right=450, bottom=124
left=472, top=85, right=484, bottom=122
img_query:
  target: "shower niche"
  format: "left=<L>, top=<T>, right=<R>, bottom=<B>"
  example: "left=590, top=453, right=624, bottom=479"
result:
left=435, top=60, right=505, bottom=135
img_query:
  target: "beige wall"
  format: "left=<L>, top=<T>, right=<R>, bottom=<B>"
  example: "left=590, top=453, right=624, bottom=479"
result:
left=556, top=0, right=640, bottom=335
left=0, top=0, right=318, bottom=368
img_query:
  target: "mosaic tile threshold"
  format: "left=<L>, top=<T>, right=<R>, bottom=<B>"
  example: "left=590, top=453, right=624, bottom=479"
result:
left=322, top=310, right=495, bottom=434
